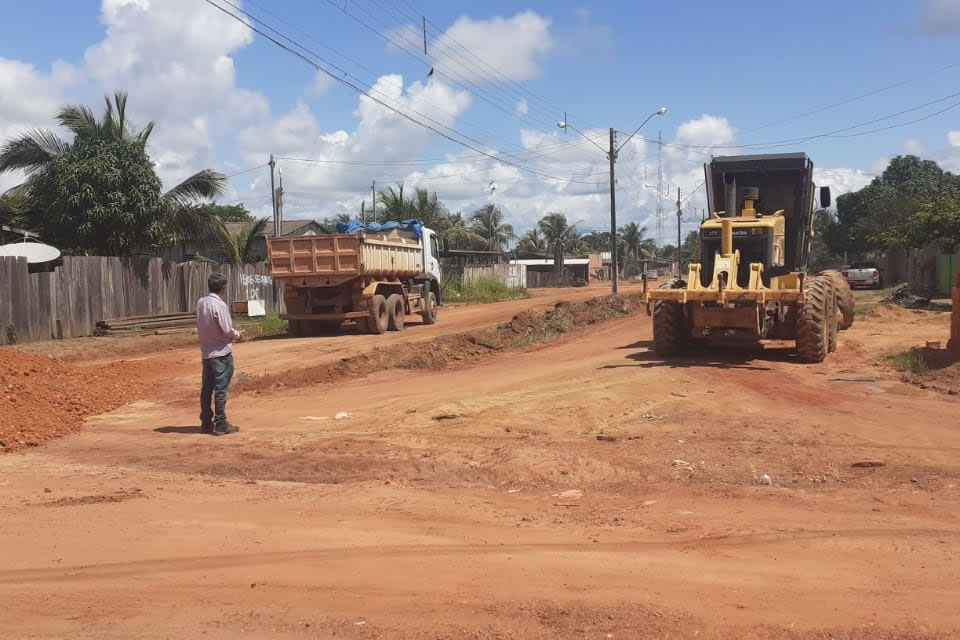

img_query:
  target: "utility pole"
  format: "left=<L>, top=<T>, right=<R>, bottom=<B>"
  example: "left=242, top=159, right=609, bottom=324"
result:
left=656, top=130, right=664, bottom=251
left=371, top=180, right=376, bottom=223
left=269, top=154, right=279, bottom=236
left=276, top=167, right=284, bottom=234
left=361, top=200, right=366, bottom=225
left=676, top=187, right=682, bottom=277
left=608, top=127, right=619, bottom=295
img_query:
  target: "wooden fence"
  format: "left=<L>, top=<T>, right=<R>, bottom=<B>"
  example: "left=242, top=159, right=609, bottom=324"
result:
left=0, top=256, right=284, bottom=344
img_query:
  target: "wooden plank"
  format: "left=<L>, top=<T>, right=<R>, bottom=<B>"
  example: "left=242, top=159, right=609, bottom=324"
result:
left=9, top=257, right=30, bottom=343
left=36, top=272, right=53, bottom=340
left=55, top=264, right=73, bottom=339
left=0, top=258, right=13, bottom=341
left=88, top=257, right=104, bottom=329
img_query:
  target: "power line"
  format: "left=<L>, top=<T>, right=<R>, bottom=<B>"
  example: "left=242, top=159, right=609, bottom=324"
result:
left=242, top=0, right=530, bottom=153
left=743, top=60, right=960, bottom=133
left=225, top=163, right=267, bottom=178
left=202, top=0, right=602, bottom=185
left=326, top=0, right=562, bottom=137
left=637, top=88, right=960, bottom=152
left=395, top=0, right=602, bottom=132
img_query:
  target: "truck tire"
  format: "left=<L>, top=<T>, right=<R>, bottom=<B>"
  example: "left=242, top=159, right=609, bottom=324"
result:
left=652, top=280, right=688, bottom=357
left=420, top=291, right=438, bottom=325
left=827, top=288, right=838, bottom=353
left=819, top=269, right=854, bottom=330
left=366, top=294, right=388, bottom=334
left=797, top=275, right=832, bottom=363
left=386, top=294, right=405, bottom=331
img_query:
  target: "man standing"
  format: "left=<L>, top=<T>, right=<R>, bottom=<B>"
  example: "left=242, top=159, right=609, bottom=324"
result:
left=196, top=273, right=243, bottom=435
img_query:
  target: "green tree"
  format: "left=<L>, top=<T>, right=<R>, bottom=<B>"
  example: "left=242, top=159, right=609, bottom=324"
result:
left=194, top=203, right=253, bottom=223
left=681, top=229, right=701, bottom=264
left=877, top=197, right=960, bottom=251
left=441, top=210, right=486, bottom=250
left=515, top=228, right=546, bottom=254
left=219, top=216, right=270, bottom=265
left=833, top=155, right=960, bottom=258
left=470, top=204, right=514, bottom=251
left=0, top=91, right=227, bottom=255
left=537, top=212, right=578, bottom=281
left=377, top=184, right=415, bottom=221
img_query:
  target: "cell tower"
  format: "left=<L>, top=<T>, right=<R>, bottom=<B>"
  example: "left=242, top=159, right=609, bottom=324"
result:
left=655, top=130, right=664, bottom=248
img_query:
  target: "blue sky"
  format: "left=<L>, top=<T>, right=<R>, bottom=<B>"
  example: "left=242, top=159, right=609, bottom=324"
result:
left=2, top=0, right=959, bottom=240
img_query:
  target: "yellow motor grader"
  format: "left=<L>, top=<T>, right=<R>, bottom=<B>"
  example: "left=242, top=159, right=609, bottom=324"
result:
left=647, top=153, right=853, bottom=362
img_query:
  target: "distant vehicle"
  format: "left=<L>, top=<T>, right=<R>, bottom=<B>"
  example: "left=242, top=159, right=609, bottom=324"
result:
left=266, top=222, right=441, bottom=336
left=843, top=262, right=883, bottom=289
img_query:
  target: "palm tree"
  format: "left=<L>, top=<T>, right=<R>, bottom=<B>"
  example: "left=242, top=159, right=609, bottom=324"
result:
left=377, top=184, right=415, bottom=221
left=0, top=91, right=226, bottom=254
left=618, top=222, right=655, bottom=277
left=515, top=228, right=547, bottom=254
left=219, top=216, right=269, bottom=265
left=537, top=212, right=579, bottom=282
left=441, top=210, right=485, bottom=250
left=469, top=204, right=514, bottom=251
left=619, top=222, right=654, bottom=260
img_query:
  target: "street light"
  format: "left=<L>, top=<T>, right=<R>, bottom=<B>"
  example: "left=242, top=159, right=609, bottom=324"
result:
left=558, top=108, right=667, bottom=294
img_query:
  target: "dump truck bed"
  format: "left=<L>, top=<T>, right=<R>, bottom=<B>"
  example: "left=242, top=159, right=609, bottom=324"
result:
left=267, top=229, right=424, bottom=280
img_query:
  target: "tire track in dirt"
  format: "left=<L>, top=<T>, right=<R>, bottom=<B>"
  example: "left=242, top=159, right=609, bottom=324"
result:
left=3, top=527, right=956, bottom=584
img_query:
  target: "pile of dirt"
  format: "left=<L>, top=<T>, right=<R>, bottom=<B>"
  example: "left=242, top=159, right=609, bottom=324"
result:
left=236, top=294, right=644, bottom=394
left=881, top=283, right=951, bottom=311
left=897, top=346, right=960, bottom=396
left=0, top=349, right=161, bottom=452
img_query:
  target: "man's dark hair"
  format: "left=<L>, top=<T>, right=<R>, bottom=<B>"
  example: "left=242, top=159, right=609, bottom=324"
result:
left=208, top=272, right=228, bottom=294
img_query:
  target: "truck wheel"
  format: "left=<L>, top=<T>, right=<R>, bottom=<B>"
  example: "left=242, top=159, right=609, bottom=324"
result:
left=386, top=294, right=405, bottom=331
left=653, top=280, right=688, bottom=357
left=366, top=294, right=388, bottom=334
left=420, top=292, right=437, bottom=325
left=819, top=269, right=854, bottom=330
left=797, top=275, right=831, bottom=363
left=827, top=288, right=838, bottom=353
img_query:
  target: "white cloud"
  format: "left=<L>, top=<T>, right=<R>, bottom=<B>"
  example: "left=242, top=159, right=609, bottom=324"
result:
left=903, top=138, right=926, bottom=155
left=516, top=98, right=529, bottom=115
left=310, top=71, right=335, bottom=96
left=949, top=131, right=960, bottom=147
left=814, top=168, right=874, bottom=198
left=0, top=58, right=82, bottom=193
left=676, top=114, right=737, bottom=147
left=431, top=11, right=553, bottom=82
left=83, top=0, right=269, bottom=186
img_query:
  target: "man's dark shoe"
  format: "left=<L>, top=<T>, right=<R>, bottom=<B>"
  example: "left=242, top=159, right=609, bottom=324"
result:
left=212, top=422, right=239, bottom=436
left=200, top=419, right=214, bottom=434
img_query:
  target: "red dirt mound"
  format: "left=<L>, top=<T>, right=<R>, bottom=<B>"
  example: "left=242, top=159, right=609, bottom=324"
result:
left=0, top=349, right=160, bottom=452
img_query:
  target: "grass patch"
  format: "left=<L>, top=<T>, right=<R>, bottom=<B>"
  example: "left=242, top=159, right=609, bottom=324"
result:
left=443, top=277, right=531, bottom=304
left=853, top=286, right=897, bottom=317
left=885, top=348, right=930, bottom=375
left=236, top=313, right=288, bottom=337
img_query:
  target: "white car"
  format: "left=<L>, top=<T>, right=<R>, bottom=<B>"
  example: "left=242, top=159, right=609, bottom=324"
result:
left=843, top=262, right=883, bottom=289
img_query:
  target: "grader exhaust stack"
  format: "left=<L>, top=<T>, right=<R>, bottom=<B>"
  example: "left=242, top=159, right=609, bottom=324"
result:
left=645, top=153, right=851, bottom=363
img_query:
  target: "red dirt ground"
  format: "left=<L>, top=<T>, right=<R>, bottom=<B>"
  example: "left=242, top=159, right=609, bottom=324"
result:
left=0, top=350, right=164, bottom=451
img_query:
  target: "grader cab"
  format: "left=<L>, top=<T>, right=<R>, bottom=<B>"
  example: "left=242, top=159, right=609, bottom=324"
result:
left=647, top=153, right=854, bottom=362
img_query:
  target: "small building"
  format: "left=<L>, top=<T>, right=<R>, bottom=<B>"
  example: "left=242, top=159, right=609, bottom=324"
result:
left=509, top=256, right=591, bottom=287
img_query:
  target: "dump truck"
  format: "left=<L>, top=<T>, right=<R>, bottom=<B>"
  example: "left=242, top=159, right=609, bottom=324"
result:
left=646, top=153, right=854, bottom=363
left=266, top=223, right=442, bottom=337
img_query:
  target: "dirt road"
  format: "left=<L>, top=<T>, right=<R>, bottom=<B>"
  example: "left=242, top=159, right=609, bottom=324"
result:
left=1, top=293, right=959, bottom=639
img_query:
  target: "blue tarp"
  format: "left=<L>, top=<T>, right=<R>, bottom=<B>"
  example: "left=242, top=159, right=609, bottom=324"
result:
left=336, top=219, right=424, bottom=238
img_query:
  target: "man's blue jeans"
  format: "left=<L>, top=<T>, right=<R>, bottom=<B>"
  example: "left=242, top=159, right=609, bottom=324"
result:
left=200, top=353, right=234, bottom=426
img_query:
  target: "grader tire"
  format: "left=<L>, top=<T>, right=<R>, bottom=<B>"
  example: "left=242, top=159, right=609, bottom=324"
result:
left=797, top=275, right=832, bottom=363
left=819, top=269, right=855, bottom=330
left=652, top=280, right=688, bottom=357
